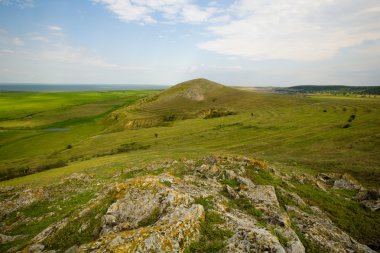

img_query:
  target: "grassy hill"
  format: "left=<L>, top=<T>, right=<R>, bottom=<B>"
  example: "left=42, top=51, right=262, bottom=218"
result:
left=105, top=78, right=252, bottom=131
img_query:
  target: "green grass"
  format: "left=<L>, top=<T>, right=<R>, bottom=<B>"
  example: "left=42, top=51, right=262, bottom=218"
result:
left=2, top=88, right=380, bottom=186
left=43, top=193, right=115, bottom=251
left=0, top=91, right=153, bottom=121
left=245, top=166, right=280, bottom=186
left=186, top=197, right=233, bottom=253
left=0, top=90, right=157, bottom=179
left=219, top=178, right=240, bottom=188
left=194, top=196, right=214, bottom=211
left=227, top=195, right=263, bottom=219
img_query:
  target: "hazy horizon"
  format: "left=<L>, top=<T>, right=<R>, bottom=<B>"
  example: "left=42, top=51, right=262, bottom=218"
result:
left=1, top=81, right=380, bottom=92
left=1, top=0, right=380, bottom=86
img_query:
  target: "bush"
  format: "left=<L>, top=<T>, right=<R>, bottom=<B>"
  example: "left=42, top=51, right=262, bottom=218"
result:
left=204, top=110, right=236, bottom=119
left=163, top=115, right=176, bottom=121
left=115, top=142, right=150, bottom=153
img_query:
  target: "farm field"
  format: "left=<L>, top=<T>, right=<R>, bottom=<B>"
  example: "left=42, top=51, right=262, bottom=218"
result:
left=0, top=79, right=379, bottom=252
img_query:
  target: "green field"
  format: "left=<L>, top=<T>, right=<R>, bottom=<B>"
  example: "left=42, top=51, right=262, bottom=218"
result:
left=1, top=82, right=379, bottom=186
left=0, top=90, right=157, bottom=179
left=0, top=80, right=379, bottom=252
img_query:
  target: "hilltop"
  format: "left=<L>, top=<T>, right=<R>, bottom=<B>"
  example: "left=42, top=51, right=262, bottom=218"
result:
left=105, top=78, right=251, bottom=131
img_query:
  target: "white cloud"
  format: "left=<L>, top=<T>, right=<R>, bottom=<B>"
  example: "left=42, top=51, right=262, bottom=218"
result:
left=0, top=31, right=24, bottom=46
left=48, top=26, right=63, bottom=32
left=36, top=44, right=126, bottom=69
left=29, top=34, right=49, bottom=43
left=11, top=37, right=23, bottom=46
left=0, top=28, right=144, bottom=71
left=0, top=49, right=14, bottom=54
left=93, top=0, right=215, bottom=24
left=0, top=0, right=33, bottom=8
left=94, top=0, right=380, bottom=61
left=198, top=0, right=380, bottom=61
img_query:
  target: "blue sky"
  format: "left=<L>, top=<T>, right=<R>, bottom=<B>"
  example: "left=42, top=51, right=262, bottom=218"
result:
left=0, top=0, right=380, bottom=86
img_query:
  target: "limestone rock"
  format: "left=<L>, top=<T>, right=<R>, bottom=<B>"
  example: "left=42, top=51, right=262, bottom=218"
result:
left=357, top=189, right=380, bottom=211
left=0, top=233, right=24, bottom=244
left=276, top=187, right=307, bottom=208
left=333, top=174, right=362, bottom=190
left=237, top=176, right=255, bottom=190
left=287, top=205, right=375, bottom=253
left=224, top=211, right=286, bottom=253
left=226, top=185, right=239, bottom=199
left=80, top=176, right=204, bottom=253
left=225, top=169, right=237, bottom=180
left=28, top=244, right=45, bottom=253
left=0, top=187, right=47, bottom=216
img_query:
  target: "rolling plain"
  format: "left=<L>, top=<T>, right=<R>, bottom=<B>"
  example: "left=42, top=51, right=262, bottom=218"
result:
left=0, top=79, right=379, bottom=252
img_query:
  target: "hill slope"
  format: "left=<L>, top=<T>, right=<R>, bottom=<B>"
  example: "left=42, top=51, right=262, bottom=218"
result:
left=105, top=78, right=252, bottom=131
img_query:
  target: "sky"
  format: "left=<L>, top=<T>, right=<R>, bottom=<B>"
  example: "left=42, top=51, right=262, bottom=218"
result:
left=0, top=0, right=380, bottom=86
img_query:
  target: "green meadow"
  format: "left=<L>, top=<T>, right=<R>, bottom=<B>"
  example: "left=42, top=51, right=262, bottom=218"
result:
left=0, top=80, right=379, bottom=252
left=0, top=85, right=379, bottom=186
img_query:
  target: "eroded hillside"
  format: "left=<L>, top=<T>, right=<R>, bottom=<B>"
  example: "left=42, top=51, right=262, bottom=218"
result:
left=1, top=155, right=378, bottom=252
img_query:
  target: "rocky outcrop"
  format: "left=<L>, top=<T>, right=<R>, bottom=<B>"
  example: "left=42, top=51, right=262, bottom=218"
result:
left=332, top=174, right=363, bottom=190
left=0, top=233, right=24, bottom=244
left=79, top=176, right=205, bottom=252
left=357, top=189, right=380, bottom=211
left=1, top=155, right=377, bottom=253
left=287, top=205, right=375, bottom=253
left=0, top=187, right=47, bottom=217
left=224, top=211, right=286, bottom=253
